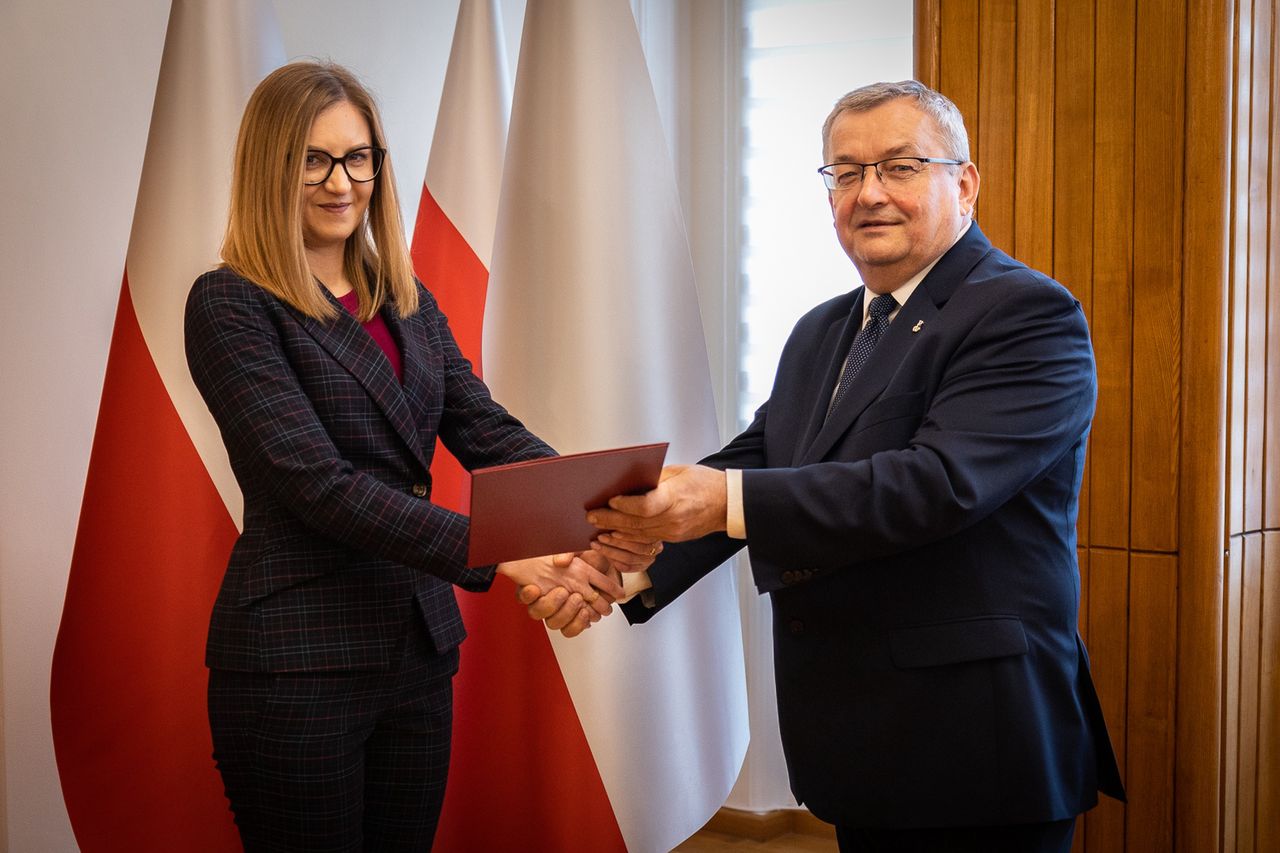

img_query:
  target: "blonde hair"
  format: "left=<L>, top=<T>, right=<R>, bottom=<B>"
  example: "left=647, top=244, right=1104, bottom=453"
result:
left=221, top=61, right=418, bottom=321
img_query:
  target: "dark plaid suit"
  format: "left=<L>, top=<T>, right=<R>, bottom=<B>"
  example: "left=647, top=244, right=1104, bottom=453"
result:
left=186, top=268, right=552, bottom=851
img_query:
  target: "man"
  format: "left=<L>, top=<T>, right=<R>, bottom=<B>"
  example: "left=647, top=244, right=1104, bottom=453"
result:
left=530, top=80, right=1124, bottom=851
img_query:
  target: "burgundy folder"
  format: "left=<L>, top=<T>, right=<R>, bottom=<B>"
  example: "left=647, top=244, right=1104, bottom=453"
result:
left=466, top=442, right=669, bottom=567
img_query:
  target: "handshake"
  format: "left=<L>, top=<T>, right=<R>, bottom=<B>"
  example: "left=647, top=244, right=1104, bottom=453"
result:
left=493, top=463, right=729, bottom=637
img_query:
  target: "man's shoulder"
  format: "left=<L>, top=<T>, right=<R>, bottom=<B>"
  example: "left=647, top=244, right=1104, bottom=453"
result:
left=959, top=248, right=1079, bottom=309
left=932, top=221, right=1075, bottom=303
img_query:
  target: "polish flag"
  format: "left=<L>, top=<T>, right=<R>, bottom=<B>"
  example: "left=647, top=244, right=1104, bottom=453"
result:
left=482, top=1, right=751, bottom=850
left=409, top=0, right=509, bottom=513
left=413, top=2, right=627, bottom=849
left=49, top=1, right=283, bottom=849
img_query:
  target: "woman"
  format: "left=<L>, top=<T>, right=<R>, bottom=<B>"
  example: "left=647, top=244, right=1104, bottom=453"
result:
left=185, top=61, right=643, bottom=851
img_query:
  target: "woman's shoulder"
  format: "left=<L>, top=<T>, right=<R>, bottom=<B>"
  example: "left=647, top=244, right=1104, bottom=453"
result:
left=410, top=277, right=437, bottom=310
left=186, top=267, right=286, bottom=331
left=191, top=266, right=259, bottom=295
left=188, top=267, right=277, bottom=310
left=402, top=278, right=449, bottom=328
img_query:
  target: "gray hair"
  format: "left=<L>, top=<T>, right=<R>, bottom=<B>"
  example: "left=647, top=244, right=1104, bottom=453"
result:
left=821, top=80, right=971, bottom=163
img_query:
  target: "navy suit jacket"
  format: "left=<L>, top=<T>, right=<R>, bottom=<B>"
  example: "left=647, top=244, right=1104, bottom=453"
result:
left=624, top=223, right=1124, bottom=828
left=185, top=269, right=552, bottom=673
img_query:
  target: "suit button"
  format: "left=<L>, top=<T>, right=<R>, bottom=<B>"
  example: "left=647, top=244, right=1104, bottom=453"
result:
left=782, top=571, right=796, bottom=585
left=789, top=619, right=805, bottom=635
left=412, top=483, right=428, bottom=498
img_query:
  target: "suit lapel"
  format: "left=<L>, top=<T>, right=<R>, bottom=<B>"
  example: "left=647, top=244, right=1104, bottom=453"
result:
left=793, top=290, right=864, bottom=464
left=296, top=294, right=431, bottom=472
left=801, top=291, right=938, bottom=464
left=799, top=222, right=995, bottom=465
left=383, top=305, right=443, bottom=470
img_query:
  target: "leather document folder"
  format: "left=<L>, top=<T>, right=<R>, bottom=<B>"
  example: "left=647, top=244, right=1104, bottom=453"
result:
left=466, top=442, right=669, bottom=567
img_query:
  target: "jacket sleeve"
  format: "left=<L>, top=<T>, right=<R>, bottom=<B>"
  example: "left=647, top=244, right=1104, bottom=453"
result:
left=621, top=398, right=769, bottom=622
left=185, top=273, right=499, bottom=588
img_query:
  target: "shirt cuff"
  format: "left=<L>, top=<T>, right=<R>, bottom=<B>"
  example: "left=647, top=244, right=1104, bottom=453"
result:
left=620, top=570, right=654, bottom=604
left=725, top=469, right=747, bottom=539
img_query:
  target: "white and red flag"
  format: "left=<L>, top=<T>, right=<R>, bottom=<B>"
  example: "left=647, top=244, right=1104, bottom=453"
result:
left=410, top=0, right=509, bottom=513
left=49, top=1, right=283, bottom=849
left=482, top=1, right=751, bottom=850
left=414, top=2, right=627, bottom=849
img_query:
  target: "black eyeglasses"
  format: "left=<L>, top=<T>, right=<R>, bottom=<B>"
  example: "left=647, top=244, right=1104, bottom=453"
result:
left=303, top=146, right=386, bottom=185
left=817, top=156, right=965, bottom=191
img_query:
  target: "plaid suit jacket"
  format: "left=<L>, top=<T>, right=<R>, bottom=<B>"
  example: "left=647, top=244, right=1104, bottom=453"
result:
left=185, top=269, right=552, bottom=672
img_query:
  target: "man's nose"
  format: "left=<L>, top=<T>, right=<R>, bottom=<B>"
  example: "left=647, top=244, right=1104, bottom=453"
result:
left=854, top=169, right=890, bottom=204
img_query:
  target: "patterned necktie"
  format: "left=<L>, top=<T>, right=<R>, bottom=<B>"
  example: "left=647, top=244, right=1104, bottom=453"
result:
left=826, top=292, right=897, bottom=418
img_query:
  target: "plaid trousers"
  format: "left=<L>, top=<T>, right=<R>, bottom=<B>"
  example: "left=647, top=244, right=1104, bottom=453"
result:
left=209, top=615, right=458, bottom=852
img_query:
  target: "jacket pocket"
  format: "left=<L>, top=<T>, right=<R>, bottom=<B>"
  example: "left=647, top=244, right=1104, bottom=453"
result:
left=234, top=537, right=347, bottom=606
left=890, top=615, right=1028, bottom=669
left=853, top=390, right=925, bottom=432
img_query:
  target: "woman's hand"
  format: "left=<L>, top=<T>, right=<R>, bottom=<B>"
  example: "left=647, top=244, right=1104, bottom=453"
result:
left=498, top=551, right=623, bottom=615
left=505, top=550, right=624, bottom=637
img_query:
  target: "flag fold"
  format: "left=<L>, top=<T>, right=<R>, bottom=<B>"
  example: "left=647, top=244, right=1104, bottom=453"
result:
left=483, top=1, right=750, bottom=850
left=50, top=1, right=283, bottom=848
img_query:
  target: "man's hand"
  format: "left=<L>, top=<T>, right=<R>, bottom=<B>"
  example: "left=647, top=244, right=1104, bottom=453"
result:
left=589, top=528, right=663, bottom=571
left=587, top=464, right=728, bottom=542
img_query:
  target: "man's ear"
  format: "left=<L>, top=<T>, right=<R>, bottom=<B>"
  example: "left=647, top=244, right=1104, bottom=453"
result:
left=957, top=161, right=980, bottom=217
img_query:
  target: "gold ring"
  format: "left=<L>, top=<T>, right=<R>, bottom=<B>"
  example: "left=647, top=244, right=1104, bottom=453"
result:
left=649, top=544, right=658, bottom=557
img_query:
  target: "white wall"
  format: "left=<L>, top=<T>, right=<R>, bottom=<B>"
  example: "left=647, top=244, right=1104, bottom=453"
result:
left=0, top=1, right=787, bottom=849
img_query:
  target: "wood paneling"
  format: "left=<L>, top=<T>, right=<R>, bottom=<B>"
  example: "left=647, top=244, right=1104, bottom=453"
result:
left=1245, top=0, right=1272, bottom=534
left=1228, top=0, right=1253, bottom=538
left=1176, top=0, right=1230, bottom=847
left=1224, top=540, right=1243, bottom=853
left=914, top=0, right=941, bottom=94
left=1084, top=548, right=1128, bottom=853
left=1055, top=0, right=1095, bottom=545
left=1223, top=0, right=1280, bottom=850
left=1270, top=23, right=1280, bottom=535
left=1237, top=534, right=1264, bottom=850
left=1089, top=0, right=1136, bottom=551
left=1126, top=553, right=1177, bottom=849
left=916, top=1, right=1246, bottom=850
left=1130, top=0, right=1185, bottom=551
left=1012, top=1, right=1053, bottom=272
left=975, top=1, right=1016, bottom=251
left=938, top=0, right=979, bottom=161
left=1258, top=532, right=1280, bottom=852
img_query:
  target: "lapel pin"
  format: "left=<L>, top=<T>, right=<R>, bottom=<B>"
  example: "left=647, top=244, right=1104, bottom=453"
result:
left=912, top=320, right=924, bottom=333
